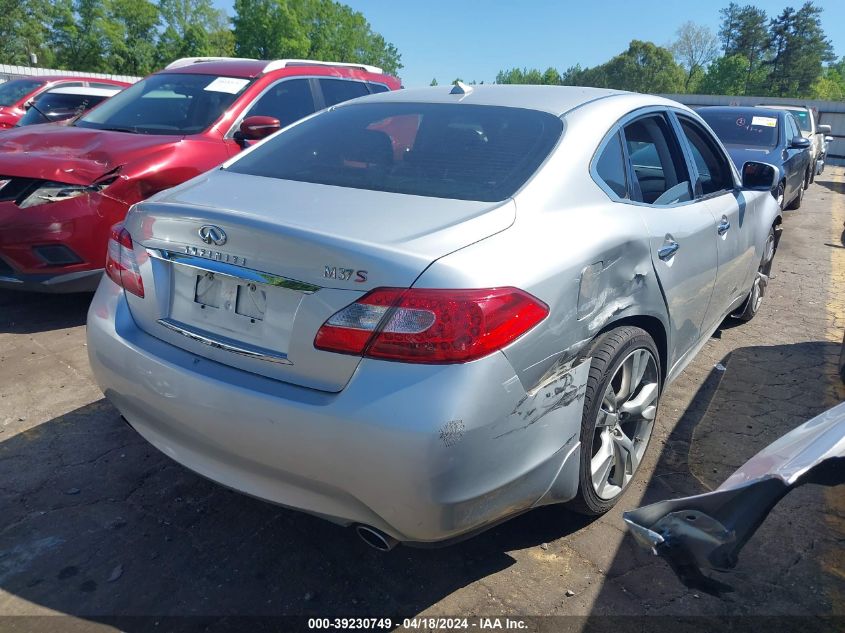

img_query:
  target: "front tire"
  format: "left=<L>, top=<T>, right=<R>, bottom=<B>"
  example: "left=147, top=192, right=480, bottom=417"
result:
left=787, top=175, right=805, bottom=210
left=568, top=326, right=661, bottom=516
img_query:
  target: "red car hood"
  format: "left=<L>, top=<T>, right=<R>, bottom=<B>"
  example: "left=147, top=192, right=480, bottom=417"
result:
left=0, top=125, right=185, bottom=185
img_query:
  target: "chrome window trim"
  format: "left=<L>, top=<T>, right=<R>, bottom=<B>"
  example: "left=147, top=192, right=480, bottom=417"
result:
left=157, top=318, right=293, bottom=365
left=148, top=249, right=321, bottom=294
left=590, top=106, right=701, bottom=210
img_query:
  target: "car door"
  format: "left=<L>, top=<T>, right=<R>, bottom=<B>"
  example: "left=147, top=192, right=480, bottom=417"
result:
left=674, top=113, right=754, bottom=325
left=621, top=112, right=719, bottom=365
left=782, top=114, right=805, bottom=197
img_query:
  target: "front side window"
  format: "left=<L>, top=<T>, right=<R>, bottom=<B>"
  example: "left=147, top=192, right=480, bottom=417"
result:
left=0, top=79, right=45, bottom=106
left=226, top=102, right=563, bottom=202
left=319, top=78, right=370, bottom=107
left=623, top=114, right=692, bottom=205
left=678, top=117, right=734, bottom=196
left=76, top=73, right=252, bottom=135
left=699, top=110, right=779, bottom=148
left=242, top=78, right=316, bottom=128
left=594, top=132, right=628, bottom=198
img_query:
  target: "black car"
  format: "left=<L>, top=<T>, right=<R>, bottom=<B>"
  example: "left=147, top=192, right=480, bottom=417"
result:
left=698, top=106, right=812, bottom=210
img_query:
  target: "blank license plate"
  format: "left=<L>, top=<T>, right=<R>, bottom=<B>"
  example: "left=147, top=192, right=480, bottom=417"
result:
left=194, top=272, right=267, bottom=321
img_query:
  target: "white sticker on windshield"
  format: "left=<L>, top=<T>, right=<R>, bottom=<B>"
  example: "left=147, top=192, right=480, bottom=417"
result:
left=751, top=116, right=777, bottom=128
left=204, top=77, right=249, bottom=94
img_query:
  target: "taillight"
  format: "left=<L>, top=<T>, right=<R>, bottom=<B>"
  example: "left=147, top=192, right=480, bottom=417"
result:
left=105, top=223, right=144, bottom=297
left=314, top=287, right=548, bottom=363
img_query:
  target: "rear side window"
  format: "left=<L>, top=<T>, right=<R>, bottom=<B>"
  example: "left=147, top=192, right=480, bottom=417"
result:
left=678, top=117, right=733, bottom=196
left=623, top=115, right=692, bottom=205
left=0, top=79, right=44, bottom=106
left=319, top=78, right=370, bottom=107
left=368, top=83, right=390, bottom=94
left=227, top=102, right=563, bottom=202
left=243, top=78, right=316, bottom=128
left=594, top=132, right=628, bottom=198
left=786, top=114, right=799, bottom=140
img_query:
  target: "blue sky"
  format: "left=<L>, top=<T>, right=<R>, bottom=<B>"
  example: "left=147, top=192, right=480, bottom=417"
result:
left=213, top=0, right=845, bottom=87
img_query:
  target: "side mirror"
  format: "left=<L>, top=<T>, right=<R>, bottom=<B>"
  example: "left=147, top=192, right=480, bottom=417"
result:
left=23, top=99, right=33, bottom=111
left=742, top=161, right=777, bottom=191
left=789, top=136, right=811, bottom=149
left=237, top=115, right=281, bottom=142
left=817, top=124, right=832, bottom=135
left=825, top=136, right=834, bottom=143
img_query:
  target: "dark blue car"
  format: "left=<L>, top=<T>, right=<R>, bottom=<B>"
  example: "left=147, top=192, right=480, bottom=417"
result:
left=698, top=106, right=812, bottom=210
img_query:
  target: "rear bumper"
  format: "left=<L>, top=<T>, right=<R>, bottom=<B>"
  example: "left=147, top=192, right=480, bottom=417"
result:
left=86, top=279, right=588, bottom=543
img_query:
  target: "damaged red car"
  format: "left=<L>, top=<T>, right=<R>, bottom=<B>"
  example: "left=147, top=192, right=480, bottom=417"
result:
left=0, top=58, right=400, bottom=292
left=0, top=75, right=131, bottom=130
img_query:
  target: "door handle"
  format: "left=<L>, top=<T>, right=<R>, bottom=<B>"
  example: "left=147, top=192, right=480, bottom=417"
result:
left=658, top=241, right=679, bottom=261
left=717, top=218, right=731, bottom=235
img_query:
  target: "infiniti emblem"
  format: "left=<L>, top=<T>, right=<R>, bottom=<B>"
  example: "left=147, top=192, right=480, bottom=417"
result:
left=198, top=225, right=227, bottom=246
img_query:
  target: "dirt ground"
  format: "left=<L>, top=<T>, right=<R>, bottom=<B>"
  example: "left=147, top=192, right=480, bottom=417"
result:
left=1, top=168, right=843, bottom=632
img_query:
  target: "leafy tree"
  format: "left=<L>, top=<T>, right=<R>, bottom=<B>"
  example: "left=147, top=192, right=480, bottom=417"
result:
left=49, top=0, right=111, bottom=71
left=699, top=54, right=759, bottom=94
left=765, top=1, right=834, bottom=96
left=156, top=0, right=234, bottom=65
left=598, top=40, right=685, bottom=93
left=429, top=78, right=438, bottom=86
left=105, top=0, right=159, bottom=74
left=0, top=0, right=53, bottom=66
left=671, top=22, right=719, bottom=91
left=718, top=3, right=769, bottom=93
left=233, top=0, right=401, bottom=75
left=810, top=64, right=845, bottom=100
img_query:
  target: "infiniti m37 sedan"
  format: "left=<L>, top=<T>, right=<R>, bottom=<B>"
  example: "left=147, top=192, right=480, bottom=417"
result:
left=87, top=85, right=781, bottom=548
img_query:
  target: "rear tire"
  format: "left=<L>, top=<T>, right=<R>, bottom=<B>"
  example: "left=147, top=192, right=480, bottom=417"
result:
left=733, top=227, right=776, bottom=322
left=775, top=181, right=785, bottom=210
left=568, top=327, right=661, bottom=516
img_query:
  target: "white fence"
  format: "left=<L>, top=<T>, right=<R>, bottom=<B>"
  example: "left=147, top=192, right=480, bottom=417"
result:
left=662, top=93, right=845, bottom=166
left=0, top=64, right=140, bottom=84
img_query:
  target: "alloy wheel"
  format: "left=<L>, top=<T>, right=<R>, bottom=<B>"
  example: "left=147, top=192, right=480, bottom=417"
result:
left=590, top=348, right=659, bottom=500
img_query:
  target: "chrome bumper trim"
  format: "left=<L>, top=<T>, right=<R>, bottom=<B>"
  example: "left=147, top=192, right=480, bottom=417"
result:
left=157, top=317, right=293, bottom=365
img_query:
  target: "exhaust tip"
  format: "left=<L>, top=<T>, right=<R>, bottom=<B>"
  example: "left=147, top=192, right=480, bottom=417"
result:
left=355, top=525, right=398, bottom=552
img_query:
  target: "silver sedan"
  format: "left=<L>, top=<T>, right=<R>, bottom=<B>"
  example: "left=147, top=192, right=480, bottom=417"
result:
left=87, top=84, right=782, bottom=548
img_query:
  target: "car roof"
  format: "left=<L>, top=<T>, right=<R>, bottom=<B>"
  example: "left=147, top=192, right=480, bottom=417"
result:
left=161, top=57, right=389, bottom=79
left=761, top=104, right=809, bottom=111
left=22, top=75, right=130, bottom=86
left=40, top=86, right=122, bottom=97
left=335, top=84, right=630, bottom=116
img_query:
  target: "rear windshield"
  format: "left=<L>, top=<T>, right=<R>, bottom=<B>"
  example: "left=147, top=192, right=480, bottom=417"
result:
left=0, top=79, right=45, bottom=106
left=17, top=93, right=109, bottom=126
left=699, top=110, right=779, bottom=148
left=226, top=102, right=564, bottom=202
left=785, top=108, right=811, bottom=132
left=76, top=73, right=252, bottom=135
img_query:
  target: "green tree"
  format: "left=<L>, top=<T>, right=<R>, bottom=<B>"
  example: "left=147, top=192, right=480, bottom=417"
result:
left=765, top=2, right=835, bottom=97
left=718, top=3, right=769, bottom=93
left=233, top=0, right=401, bottom=75
left=49, top=0, right=111, bottom=71
left=0, top=0, right=53, bottom=66
left=598, top=40, right=685, bottom=93
left=429, top=78, right=438, bottom=86
left=810, top=64, right=845, bottom=100
left=671, top=22, right=719, bottom=91
left=156, top=0, right=234, bottom=66
left=699, top=54, right=759, bottom=94
left=105, top=0, right=159, bottom=74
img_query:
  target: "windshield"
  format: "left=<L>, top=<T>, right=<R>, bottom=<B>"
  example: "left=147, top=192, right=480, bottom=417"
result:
left=17, top=93, right=109, bottom=126
left=786, top=108, right=812, bottom=132
left=226, top=102, right=563, bottom=202
left=0, top=79, right=45, bottom=107
left=699, top=111, right=779, bottom=148
left=76, top=73, right=252, bottom=135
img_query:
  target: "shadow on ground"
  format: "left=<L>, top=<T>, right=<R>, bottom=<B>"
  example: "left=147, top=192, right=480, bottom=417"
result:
left=0, top=399, right=596, bottom=624
left=592, top=338, right=844, bottom=621
left=0, top=289, right=93, bottom=334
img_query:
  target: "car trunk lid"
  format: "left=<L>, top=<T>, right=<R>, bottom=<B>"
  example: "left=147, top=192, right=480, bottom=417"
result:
left=122, top=169, right=515, bottom=392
